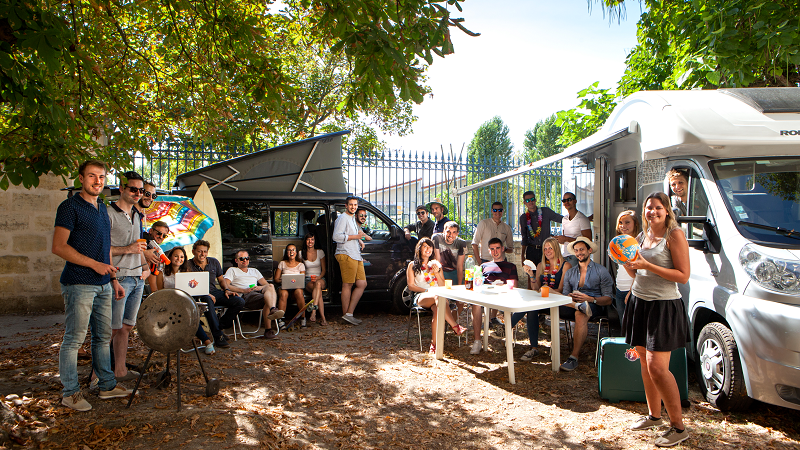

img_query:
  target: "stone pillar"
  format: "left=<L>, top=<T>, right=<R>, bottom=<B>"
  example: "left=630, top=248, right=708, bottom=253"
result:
left=0, top=174, right=70, bottom=313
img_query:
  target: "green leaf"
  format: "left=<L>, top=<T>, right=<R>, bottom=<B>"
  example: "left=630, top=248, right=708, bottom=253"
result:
left=705, top=71, right=721, bottom=86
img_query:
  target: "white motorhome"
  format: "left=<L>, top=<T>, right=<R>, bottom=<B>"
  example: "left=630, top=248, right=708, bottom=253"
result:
left=458, top=88, right=800, bottom=412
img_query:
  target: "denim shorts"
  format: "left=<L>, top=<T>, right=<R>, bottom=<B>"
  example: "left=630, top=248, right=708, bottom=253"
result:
left=111, top=276, right=145, bottom=329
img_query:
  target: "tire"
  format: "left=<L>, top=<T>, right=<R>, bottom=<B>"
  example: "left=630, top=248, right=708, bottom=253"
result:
left=390, top=276, right=413, bottom=315
left=696, top=322, right=753, bottom=411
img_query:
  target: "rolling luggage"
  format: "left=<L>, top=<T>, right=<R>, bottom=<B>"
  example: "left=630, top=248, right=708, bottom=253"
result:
left=597, top=336, right=688, bottom=403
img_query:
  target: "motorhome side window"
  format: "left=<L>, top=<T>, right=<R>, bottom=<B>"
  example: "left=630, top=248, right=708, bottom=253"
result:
left=271, top=208, right=326, bottom=237
left=218, top=201, right=269, bottom=243
left=687, top=172, right=710, bottom=239
left=614, top=166, right=636, bottom=203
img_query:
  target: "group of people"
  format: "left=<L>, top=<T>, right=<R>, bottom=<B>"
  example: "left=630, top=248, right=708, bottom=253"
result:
left=403, top=190, right=690, bottom=447
left=54, top=159, right=690, bottom=447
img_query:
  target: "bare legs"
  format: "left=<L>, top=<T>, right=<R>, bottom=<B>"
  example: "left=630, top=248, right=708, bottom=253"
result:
left=341, top=279, right=366, bottom=315
left=637, top=347, right=684, bottom=429
left=306, top=279, right=327, bottom=325
left=111, top=324, right=133, bottom=377
left=418, top=294, right=459, bottom=347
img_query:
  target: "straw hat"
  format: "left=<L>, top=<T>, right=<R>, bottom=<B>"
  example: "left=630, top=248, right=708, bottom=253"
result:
left=567, top=236, right=598, bottom=255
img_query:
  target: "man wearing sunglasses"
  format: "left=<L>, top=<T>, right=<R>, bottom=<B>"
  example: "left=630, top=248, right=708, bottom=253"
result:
left=402, top=205, right=433, bottom=251
left=555, top=192, right=592, bottom=268
left=137, top=180, right=163, bottom=267
left=471, top=201, right=514, bottom=263
left=107, top=171, right=150, bottom=382
left=519, top=191, right=563, bottom=287
left=223, top=250, right=284, bottom=340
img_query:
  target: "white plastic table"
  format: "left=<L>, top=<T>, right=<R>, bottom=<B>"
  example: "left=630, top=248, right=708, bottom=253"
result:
left=429, top=285, right=571, bottom=384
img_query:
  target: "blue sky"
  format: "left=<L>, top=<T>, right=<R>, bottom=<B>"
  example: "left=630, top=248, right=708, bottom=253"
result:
left=381, top=0, right=642, bottom=156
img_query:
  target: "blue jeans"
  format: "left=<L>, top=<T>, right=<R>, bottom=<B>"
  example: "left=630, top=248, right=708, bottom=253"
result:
left=59, top=283, right=117, bottom=396
left=614, top=288, right=629, bottom=332
left=511, top=311, right=541, bottom=348
left=198, top=288, right=245, bottom=332
left=111, top=276, right=145, bottom=329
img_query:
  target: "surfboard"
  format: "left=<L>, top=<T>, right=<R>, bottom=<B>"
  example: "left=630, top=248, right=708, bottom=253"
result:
left=188, top=181, right=223, bottom=261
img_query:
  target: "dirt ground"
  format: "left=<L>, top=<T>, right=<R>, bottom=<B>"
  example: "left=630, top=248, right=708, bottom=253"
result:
left=2, top=303, right=799, bottom=449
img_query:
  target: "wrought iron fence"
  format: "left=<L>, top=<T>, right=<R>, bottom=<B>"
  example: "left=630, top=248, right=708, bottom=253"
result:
left=343, top=149, right=562, bottom=239
left=129, top=143, right=563, bottom=239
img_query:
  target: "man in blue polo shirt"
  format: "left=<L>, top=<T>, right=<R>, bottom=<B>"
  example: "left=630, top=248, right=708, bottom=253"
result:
left=52, top=160, right=133, bottom=411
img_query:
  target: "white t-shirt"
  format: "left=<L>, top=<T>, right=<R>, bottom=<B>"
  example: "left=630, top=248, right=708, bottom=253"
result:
left=561, top=211, right=591, bottom=256
left=224, top=267, right=264, bottom=289
left=302, top=249, right=325, bottom=276
left=616, top=264, right=634, bottom=291
left=278, top=260, right=306, bottom=275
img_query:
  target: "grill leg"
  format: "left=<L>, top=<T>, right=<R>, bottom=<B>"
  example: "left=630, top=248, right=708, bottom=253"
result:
left=176, top=351, right=182, bottom=411
left=127, top=349, right=154, bottom=408
left=192, top=340, right=211, bottom=383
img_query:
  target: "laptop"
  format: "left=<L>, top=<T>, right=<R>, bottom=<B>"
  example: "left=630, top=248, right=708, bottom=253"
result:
left=281, top=275, right=304, bottom=290
left=175, top=272, right=210, bottom=296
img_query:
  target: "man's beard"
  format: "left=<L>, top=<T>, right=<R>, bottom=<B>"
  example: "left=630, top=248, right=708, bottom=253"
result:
left=577, top=254, right=590, bottom=263
left=139, top=198, right=150, bottom=209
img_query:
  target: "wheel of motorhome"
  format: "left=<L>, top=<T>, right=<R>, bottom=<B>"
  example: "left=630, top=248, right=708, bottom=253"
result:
left=391, top=276, right=413, bottom=315
left=696, top=322, right=753, bottom=411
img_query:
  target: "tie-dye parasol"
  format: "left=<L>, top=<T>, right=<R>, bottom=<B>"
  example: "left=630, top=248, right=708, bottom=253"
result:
left=144, top=196, right=214, bottom=251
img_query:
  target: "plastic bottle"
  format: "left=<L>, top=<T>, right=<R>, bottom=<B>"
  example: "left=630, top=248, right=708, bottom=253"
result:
left=474, top=265, right=483, bottom=288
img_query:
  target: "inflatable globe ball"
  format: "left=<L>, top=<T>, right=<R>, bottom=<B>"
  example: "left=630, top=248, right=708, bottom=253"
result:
left=608, top=234, right=640, bottom=265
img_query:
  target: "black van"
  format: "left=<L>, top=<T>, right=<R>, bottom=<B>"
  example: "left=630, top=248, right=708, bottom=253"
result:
left=175, top=190, right=415, bottom=314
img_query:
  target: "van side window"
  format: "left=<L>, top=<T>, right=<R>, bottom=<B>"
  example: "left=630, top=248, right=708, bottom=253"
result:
left=272, top=211, right=299, bottom=237
left=218, top=201, right=269, bottom=242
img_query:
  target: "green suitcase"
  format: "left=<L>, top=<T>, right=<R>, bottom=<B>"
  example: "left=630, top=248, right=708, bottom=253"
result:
left=597, top=336, right=689, bottom=403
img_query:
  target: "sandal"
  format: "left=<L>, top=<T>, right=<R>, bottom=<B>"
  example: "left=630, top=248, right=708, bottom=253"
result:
left=309, top=311, right=317, bottom=322
left=450, top=324, right=467, bottom=336
left=319, top=318, right=327, bottom=326
left=429, top=342, right=436, bottom=354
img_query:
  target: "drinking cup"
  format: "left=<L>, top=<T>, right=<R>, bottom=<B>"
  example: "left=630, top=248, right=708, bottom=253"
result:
left=445, top=279, right=453, bottom=289
left=137, top=239, right=147, bottom=251
left=506, top=279, right=515, bottom=289
left=541, top=285, right=550, bottom=297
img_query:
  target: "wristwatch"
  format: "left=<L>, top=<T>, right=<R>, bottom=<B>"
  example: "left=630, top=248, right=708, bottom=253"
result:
left=591, top=297, right=597, bottom=304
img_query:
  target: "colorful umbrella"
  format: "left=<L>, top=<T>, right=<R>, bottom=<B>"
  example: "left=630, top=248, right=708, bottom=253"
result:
left=144, top=196, right=215, bottom=251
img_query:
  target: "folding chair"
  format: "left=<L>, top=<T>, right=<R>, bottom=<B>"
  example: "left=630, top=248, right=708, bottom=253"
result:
left=563, top=311, right=610, bottom=366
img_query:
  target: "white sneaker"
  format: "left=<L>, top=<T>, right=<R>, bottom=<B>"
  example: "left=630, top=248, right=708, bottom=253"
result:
left=351, top=316, right=363, bottom=324
left=470, top=340, right=482, bottom=355
left=301, top=318, right=307, bottom=327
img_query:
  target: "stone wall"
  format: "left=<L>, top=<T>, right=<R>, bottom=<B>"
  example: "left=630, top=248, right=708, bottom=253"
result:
left=0, top=174, right=70, bottom=313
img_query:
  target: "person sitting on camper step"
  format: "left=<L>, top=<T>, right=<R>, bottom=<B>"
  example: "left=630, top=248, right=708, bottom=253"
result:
left=225, top=250, right=284, bottom=339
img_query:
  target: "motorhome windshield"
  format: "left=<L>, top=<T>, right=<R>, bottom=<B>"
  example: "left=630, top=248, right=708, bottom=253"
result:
left=710, top=158, right=800, bottom=247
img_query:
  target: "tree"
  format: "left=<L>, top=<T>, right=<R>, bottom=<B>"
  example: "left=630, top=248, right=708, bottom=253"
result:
left=465, top=116, right=515, bottom=224
left=558, top=0, right=800, bottom=148
left=523, top=114, right=563, bottom=210
left=0, top=0, right=478, bottom=189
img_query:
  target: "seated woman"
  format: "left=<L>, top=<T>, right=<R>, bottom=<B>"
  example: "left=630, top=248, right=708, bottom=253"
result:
left=407, top=237, right=466, bottom=354
left=157, top=247, right=216, bottom=355
left=275, top=243, right=307, bottom=326
left=511, top=237, right=572, bottom=361
left=301, top=233, right=327, bottom=326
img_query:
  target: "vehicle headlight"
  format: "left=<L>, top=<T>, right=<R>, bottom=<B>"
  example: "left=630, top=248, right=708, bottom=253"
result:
left=739, top=244, right=800, bottom=294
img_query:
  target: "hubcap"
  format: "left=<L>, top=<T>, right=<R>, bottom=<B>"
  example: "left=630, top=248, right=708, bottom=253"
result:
left=699, top=338, right=725, bottom=394
left=402, top=286, right=414, bottom=308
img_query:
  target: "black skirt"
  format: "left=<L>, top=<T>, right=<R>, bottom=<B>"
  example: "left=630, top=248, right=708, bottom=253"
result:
left=623, top=294, right=689, bottom=352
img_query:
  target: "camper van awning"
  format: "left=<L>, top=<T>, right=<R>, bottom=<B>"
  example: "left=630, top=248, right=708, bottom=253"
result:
left=174, top=130, right=350, bottom=193
left=454, top=125, right=636, bottom=196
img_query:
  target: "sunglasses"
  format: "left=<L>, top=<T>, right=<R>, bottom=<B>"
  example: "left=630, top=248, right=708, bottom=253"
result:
left=238, top=257, right=250, bottom=261
left=524, top=198, right=536, bottom=203
left=143, top=191, right=158, bottom=200
left=127, top=186, right=144, bottom=195
left=152, top=230, right=167, bottom=238
left=562, top=198, right=575, bottom=203
left=358, top=214, right=366, bottom=218
left=492, top=208, right=503, bottom=213
left=416, top=211, right=427, bottom=216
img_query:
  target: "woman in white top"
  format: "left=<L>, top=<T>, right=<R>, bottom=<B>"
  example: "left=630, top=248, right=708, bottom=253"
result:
left=275, top=243, right=307, bottom=325
left=157, top=247, right=215, bottom=355
left=612, top=210, right=640, bottom=326
left=301, top=234, right=327, bottom=326
left=407, top=237, right=466, bottom=354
